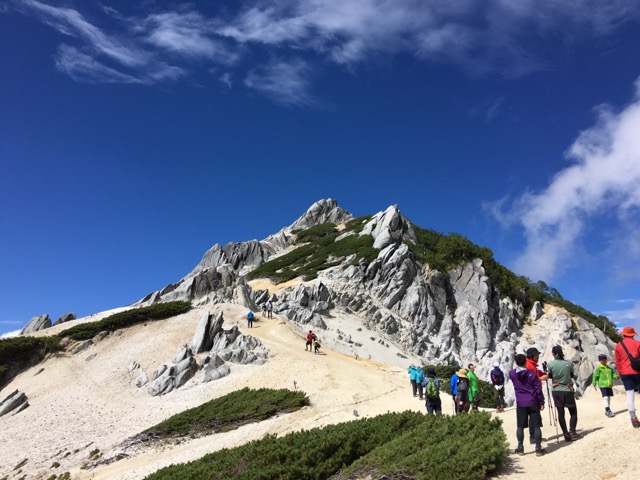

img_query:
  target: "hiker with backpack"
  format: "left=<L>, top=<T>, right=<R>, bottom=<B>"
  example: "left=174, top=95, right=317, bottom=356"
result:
left=314, top=336, right=322, bottom=354
left=592, top=353, right=617, bottom=418
left=613, top=326, right=640, bottom=428
left=422, top=367, right=442, bottom=414
left=455, top=369, right=471, bottom=414
left=467, top=364, right=482, bottom=410
left=306, top=330, right=315, bottom=352
left=491, top=361, right=506, bottom=413
left=247, top=311, right=254, bottom=328
left=547, top=345, right=580, bottom=442
left=509, top=353, right=546, bottom=457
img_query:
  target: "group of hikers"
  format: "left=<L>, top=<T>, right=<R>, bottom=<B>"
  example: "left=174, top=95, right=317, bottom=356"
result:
left=407, top=325, right=640, bottom=457
left=305, top=330, right=322, bottom=354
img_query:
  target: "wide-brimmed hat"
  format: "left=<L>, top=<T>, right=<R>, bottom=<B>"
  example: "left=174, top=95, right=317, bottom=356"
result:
left=526, top=347, right=541, bottom=357
left=621, top=326, right=638, bottom=337
left=457, top=369, right=468, bottom=379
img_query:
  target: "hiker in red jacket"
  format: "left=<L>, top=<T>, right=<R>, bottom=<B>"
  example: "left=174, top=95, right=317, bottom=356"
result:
left=613, top=326, right=640, bottom=428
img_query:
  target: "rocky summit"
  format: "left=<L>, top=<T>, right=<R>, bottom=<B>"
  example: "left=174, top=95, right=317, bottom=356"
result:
left=134, top=198, right=613, bottom=401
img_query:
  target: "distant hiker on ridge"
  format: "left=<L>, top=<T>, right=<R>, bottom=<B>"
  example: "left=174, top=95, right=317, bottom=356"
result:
left=267, top=301, right=273, bottom=318
left=408, top=365, right=419, bottom=397
left=415, top=366, right=425, bottom=400
left=306, top=330, right=316, bottom=352
left=509, top=353, right=546, bottom=457
left=247, top=311, right=254, bottom=328
left=547, top=345, right=580, bottom=442
left=613, top=326, right=640, bottom=428
left=592, top=353, right=617, bottom=418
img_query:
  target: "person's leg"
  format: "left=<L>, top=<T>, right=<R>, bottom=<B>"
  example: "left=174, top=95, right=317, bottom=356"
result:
left=417, top=383, right=424, bottom=400
left=568, top=406, right=578, bottom=434
left=515, top=407, right=526, bottom=453
left=621, top=375, right=640, bottom=427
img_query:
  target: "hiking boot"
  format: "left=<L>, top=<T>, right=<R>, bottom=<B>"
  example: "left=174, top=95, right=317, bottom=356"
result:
left=606, top=410, right=615, bottom=418
left=535, top=448, right=547, bottom=457
left=570, top=432, right=582, bottom=440
left=631, top=417, right=640, bottom=428
left=514, top=447, right=524, bottom=456
left=564, top=433, right=573, bottom=442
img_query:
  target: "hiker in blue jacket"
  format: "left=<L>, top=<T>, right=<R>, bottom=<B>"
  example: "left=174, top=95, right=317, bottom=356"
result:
left=491, top=361, right=506, bottom=413
left=408, top=365, right=419, bottom=397
left=415, top=366, right=425, bottom=400
left=450, top=370, right=459, bottom=415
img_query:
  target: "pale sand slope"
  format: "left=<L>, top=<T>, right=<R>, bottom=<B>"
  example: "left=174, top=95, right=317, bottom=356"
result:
left=0, top=304, right=638, bottom=480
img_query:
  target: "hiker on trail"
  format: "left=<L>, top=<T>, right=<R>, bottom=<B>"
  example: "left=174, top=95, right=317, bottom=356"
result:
left=450, top=370, right=460, bottom=415
left=491, top=361, right=506, bottom=413
left=267, top=301, right=273, bottom=318
left=525, top=347, right=548, bottom=443
left=306, top=330, right=315, bottom=352
left=510, top=353, right=546, bottom=456
left=547, top=345, right=580, bottom=442
left=455, top=369, right=471, bottom=414
left=314, top=336, right=321, bottom=354
left=613, top=326, right=640, bottom=428
left=408, top=365, right=419, bottom=397
left=247, top=311, right=254, bottom=328
left=592, top=353, right=617, bottom=418
left=415, top=366, right=425, bottom=400
left=467, top=364, right=481, bottom=410
left=261, top=303, right=267, bottom=317
left=422, top=367, right=442, bottom=414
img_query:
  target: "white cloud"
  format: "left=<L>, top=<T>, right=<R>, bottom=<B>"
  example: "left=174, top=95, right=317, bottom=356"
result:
left=604, top=300, right=640, bottom=335
left=244, top=59, right=317, bottom=107
left=55, top=44, right=145, bottom=84
left=0, top=329, right=21, bottom=339
left=489, top=77, right=640, bottom=282
left=8, top=0, right=640, bottom=102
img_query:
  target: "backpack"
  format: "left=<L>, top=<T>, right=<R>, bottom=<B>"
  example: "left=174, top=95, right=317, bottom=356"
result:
left=491, top=369, right=504, bottom=386
left=425, top=378, right=440, bottom=400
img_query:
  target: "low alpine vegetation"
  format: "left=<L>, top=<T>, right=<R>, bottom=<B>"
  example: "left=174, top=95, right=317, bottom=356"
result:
left=142, top=387, right=310, bottom=440
left=144, top=411, right=506, bottom=480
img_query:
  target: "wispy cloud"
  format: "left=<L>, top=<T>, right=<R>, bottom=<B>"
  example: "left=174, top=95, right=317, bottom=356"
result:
left=6, top=0, right=640, bottom=105
left=244, top=59, right=317, bottom=107
left=0, top=329, right=21, bottom=339
left=488, top=77, right=640, bottom=282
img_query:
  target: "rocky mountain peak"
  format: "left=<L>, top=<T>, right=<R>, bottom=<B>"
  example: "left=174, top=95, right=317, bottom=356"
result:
left=289, top=198, right=353, bottom=231
left=360, top=204, right=417, bottom=249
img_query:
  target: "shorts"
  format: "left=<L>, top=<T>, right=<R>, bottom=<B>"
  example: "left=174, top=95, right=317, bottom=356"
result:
left=599, top=387, right=614, bottom=397
left=552, top=390, right=576, bottom=409
left=621, top=374, right=640, bottom=391
left=516, top=406, right=542, bottom=430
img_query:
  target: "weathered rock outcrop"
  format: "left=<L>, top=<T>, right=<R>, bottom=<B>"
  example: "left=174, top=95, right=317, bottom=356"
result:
left=0, top=389, right=28, bottom=417
left=54, top=313, right=76, bottom=326
left=20, top=314, right=51, bottom=335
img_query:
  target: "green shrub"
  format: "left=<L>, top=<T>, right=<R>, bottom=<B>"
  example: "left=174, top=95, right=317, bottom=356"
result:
left=0, top=337, right=61, bottom=387
left=59, top=301, right=192, bottom=341
left=145, top=411, right=506, bottom=480
left=143, top=388, right=309, bottom=440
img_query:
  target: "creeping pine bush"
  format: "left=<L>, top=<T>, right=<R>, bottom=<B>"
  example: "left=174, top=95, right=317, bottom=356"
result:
left=144, top=411, right=506, bottom=480
left=143, top=388, right=309, bottom=439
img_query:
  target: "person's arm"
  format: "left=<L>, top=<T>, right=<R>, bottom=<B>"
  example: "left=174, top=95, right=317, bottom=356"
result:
left=592, top=365, right=600, bottom=389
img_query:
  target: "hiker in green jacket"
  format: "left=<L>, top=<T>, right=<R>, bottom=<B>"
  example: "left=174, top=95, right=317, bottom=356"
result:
left=547, top=345, right=580, bottom=442
left=592, top=353, right=618, bottom=418
left=467, top=364, right=481, bottom=410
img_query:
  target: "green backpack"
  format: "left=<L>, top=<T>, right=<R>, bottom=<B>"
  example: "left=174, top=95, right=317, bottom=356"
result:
left=426, top=378, right=440, bottom=400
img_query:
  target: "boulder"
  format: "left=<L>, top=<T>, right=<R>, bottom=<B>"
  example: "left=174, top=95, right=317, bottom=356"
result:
left=0, top=390, right=28, bottom=417
left=20, top=314, right=51, bottom=335
left=53, top=313, right=76, bottom=326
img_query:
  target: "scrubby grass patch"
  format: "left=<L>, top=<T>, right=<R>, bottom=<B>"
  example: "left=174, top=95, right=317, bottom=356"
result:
left=144, top=411, right=506, bottom=480
left=143, top=387, right=309, bottom=440
left=0, top=302, right=191, bottom=388
left=59, top=301, right=192, bottom=341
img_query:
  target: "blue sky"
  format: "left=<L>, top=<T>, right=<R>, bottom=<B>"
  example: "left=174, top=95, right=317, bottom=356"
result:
left=2, top=0, right=640, bottom=337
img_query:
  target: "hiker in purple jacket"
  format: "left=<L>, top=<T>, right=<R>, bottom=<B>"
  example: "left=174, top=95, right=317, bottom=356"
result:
left=509, top=353, right=546, bottom=457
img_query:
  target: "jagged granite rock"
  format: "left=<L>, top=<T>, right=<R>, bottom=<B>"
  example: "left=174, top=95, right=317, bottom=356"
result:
left=135, top=371, right=148, bottom=388
left=53, top=313, right=76, bottom=326
left=20, top=314, right=51, bottom=335
left=0, top=390, right=28, bottom=417
left=148, top=347, right=198, bottom=396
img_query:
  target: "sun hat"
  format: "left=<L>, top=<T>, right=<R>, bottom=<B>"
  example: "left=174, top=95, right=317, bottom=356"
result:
left=621, top=326, right=638, bottom=337
left=526, top=347, right=541, bottom=357
left=551, top=345, right=564, bottom=356
left=457, top=369, right=468, bottom=379
left=598, top=354, right=607, bottom=360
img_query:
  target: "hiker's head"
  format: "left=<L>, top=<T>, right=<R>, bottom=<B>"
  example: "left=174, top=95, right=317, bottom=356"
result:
left=621, top=326, right=637, bottom=337
left=598, top=353, right=608, bottom=363
left=526, top=347, right=540, bottom=361
left=493, top=361, right=500, bottom=368
left=551, top=345, right=564, bottom=359
left=426, top=367, right=436, bottom=376
left=456, top=369, right=468, bottom=379
left=467, top=364, right=475, bottom=371
left=515, top=353, right=526, bottom=367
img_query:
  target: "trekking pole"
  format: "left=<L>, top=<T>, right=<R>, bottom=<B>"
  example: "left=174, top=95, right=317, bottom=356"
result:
left=544, top=380, right=559, bottom=444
